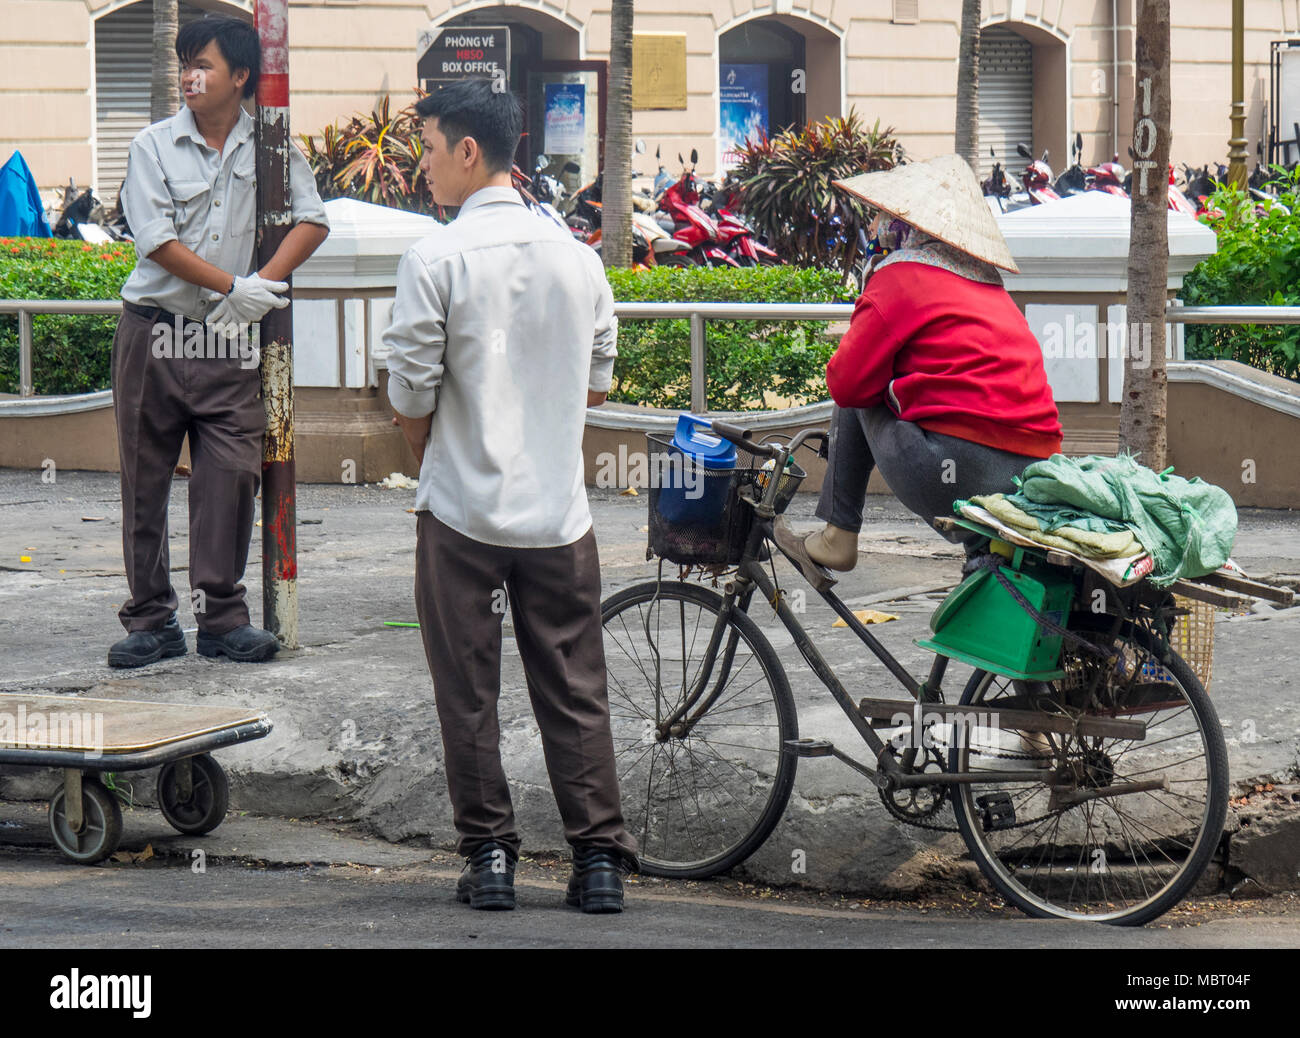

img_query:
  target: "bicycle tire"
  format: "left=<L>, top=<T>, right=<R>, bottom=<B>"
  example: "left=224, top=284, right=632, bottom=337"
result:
left=949, top=612, right=1228, bottom=926
left=602, top=580, right=798, bottom=878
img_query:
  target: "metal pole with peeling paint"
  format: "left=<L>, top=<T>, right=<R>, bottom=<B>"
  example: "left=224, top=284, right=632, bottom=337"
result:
left=255, top=0, right=298, bottom=648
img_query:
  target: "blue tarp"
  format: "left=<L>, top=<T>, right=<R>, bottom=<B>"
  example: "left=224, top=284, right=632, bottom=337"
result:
left=0, top=151, right=52, bottom=237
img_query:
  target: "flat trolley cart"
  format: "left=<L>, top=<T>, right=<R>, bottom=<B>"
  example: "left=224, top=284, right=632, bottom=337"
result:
left=0, top=694, right=272, bottom=864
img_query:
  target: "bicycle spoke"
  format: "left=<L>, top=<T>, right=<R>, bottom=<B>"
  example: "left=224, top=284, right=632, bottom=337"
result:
left=604, top=583, right=792, bottom=874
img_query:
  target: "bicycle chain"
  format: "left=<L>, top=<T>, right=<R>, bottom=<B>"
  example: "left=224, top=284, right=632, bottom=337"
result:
left=879, top=745, right=1066, bottom=834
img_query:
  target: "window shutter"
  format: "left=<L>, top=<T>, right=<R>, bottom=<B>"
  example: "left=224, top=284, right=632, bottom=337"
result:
left=892, top=1, right=920, bottom=24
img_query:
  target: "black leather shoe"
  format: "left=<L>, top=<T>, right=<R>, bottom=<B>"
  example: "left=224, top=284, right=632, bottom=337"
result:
left=565, top=847, right=635, bottom=914
left=455, top=841, right=517, bottom=910
left=107, top=614, right=187, bottom=668
left=197, top=624, right=280, bottom=663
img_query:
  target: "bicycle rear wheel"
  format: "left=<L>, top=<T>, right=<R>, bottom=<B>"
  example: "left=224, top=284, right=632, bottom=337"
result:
left=601, top=580, right=798, bottom=878
left=949, top=613, right=1228, bottom=925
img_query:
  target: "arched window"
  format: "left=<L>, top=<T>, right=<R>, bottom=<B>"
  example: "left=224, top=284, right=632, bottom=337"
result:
left=719, top=18, right=807, bottom=150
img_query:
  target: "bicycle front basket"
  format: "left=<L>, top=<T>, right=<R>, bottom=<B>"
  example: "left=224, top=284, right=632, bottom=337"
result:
left=644, top=434, right=805, bottom=566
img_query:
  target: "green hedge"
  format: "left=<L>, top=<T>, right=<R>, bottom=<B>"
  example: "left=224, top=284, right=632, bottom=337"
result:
left=1, top=240, right=854, bottom=405
left=606, top=266, right=854, bottom=411
left=1180, top=169, right=1300, bottom=380
left=0, top=238, right=135, bottom=395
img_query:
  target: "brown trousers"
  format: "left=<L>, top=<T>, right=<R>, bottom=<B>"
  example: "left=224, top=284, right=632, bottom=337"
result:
left=414, top=512, right=637, bottom=866
left=111, top=306, right=263, bottom=634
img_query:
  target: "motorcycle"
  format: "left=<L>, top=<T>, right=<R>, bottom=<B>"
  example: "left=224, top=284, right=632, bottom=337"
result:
left=1165, top=163, right=1199, bottom=216
left=51, top=178, right=128, bottom=242
left=565, top=162, right=693, bottom=268
left=511, top=161, right=569, bottom=233
left=981, top=147, right=1031, bottom=213
left=1015, top=142, right=1061, bottom=205
left=531, top=154, right=579, bottom=211
left=1087, top=154, right=1129, bottom=197
left=586, top=213, right=692, bottom=270
left=649, top=144, right=674, bottom=202
left=1053, top=132, right=1089, bottom=197
left=656, top=148, right=740, bottom=268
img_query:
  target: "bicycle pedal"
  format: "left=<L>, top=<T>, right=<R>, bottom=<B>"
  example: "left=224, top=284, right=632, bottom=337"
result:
left=785, top=738, right=834, bottom=758
left=976, top=792, right=1016, bottom=832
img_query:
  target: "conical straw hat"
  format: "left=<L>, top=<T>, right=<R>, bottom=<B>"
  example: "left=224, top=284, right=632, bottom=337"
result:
left=833, top=154, right=1019, bottom=273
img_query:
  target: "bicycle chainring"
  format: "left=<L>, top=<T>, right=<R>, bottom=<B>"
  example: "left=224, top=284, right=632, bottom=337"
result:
left=878, top=744, right=954, bottom=829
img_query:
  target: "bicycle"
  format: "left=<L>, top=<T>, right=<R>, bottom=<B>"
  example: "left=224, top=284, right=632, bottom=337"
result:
left=600, top=420, right=1229, bottom=926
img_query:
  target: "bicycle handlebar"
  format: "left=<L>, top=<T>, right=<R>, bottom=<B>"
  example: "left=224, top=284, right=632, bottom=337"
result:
left=709, top=420, right=778, bottom=458
left=710, top=421, right=829, bottom=461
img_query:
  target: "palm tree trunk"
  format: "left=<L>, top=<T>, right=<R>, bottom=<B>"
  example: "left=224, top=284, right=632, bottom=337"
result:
left=602, top=0, right=634, bottom=268
left=955, top=0, right=981, bottom=170
left=1119, top=0, right=1171, bottom=468
left=151, top=0, right=180, bottom=124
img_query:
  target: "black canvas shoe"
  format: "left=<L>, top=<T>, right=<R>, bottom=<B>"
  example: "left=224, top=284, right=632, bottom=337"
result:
left=197, top=624, right=280, bottom=663
left=455, top=841, right=517, bottom=910
left=107, top=614, right=187, bottom=668
left=565, top=847, right=634, bottom=914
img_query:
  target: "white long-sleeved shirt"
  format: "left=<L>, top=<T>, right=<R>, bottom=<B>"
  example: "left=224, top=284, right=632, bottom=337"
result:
left=383, top=186, right=618, bottom=548
left=119, top=104, right=328, bottom=320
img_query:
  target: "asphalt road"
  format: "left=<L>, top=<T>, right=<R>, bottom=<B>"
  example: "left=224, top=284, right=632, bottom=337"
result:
left=0, top=806, right=1297, bottom=949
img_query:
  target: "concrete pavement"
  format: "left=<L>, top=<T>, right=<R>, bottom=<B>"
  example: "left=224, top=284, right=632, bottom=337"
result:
left=1, top=468, right=1298, bottom=900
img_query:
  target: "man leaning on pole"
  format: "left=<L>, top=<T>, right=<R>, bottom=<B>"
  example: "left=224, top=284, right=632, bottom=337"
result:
left=108, top=17, right=328, bottom=668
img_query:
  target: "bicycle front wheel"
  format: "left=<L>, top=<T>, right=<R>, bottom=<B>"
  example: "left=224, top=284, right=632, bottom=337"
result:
left=601, top=580, right=798, bottom=878
left=949, top=613, right=1228, bottom=925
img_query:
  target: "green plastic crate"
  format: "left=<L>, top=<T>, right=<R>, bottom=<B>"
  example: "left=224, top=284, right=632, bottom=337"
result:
left=916, top=558, right=1075, bottom=680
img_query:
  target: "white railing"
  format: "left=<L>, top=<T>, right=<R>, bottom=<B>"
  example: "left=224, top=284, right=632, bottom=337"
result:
left=2, top=298, right=1296, bottom=407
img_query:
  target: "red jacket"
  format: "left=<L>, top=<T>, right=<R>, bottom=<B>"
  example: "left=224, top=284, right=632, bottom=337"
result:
left=826, top=262, right=1062, bottom=458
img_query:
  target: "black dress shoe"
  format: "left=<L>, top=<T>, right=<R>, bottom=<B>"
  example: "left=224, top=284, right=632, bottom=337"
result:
left=566, top=846, right=635, bottom=914
left=197, top=624, right=280, bottom=663
left=455, top=841, right=517, bottom=910
left=107, top=614, right=187, bottom=668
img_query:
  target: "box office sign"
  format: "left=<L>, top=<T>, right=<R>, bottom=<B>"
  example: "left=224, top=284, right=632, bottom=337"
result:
left=417, top=26, right=511, bottom=91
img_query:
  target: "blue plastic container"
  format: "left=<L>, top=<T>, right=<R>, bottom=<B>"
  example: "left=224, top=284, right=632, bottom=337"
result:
left=657, top=414, right=737, bottom=524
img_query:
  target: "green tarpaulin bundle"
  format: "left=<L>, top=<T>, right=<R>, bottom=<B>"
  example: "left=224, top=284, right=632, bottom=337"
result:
left=1000, top=453, right=1237, bottom=588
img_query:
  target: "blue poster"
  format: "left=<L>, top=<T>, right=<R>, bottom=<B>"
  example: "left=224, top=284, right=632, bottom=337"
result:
left=719, top=63, right=768, bottom=167
left=544, top=82, right=586, bottom=154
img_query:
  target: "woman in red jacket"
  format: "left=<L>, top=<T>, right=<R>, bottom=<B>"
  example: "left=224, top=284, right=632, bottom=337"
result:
left=776, top=154, right=1062, bottom=590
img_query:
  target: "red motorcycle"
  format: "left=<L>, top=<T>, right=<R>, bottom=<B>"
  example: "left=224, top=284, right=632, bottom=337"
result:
left=701, top=172, right=782, bottom=265
left=1166, top=163, right=1199, bottom=216
left=714, top=207, right=780, bottom=266
left=1015, top=143, right=1061, bottom=205
left=656, top=148, right=740, bottom=268
left=1087, top=155, right=1129, bottom=197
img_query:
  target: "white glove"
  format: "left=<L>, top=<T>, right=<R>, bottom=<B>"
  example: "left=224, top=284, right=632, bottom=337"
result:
left=205, top=297, right=242, bottom=340
left=224, top=273, right=290, bottom=324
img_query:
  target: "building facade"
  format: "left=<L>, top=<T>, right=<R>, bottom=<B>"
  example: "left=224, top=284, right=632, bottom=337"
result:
left=3, top=0, right=1298, bottom=201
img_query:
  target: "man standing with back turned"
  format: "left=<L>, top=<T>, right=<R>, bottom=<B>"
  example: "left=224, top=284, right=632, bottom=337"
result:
left=383, top=79, right=638, bottom=913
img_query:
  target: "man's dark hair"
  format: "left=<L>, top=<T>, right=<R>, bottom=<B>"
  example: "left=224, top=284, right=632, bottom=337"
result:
left=415, top=79, right=523, bottom=173
left=176, top=17, right=260, bottom=99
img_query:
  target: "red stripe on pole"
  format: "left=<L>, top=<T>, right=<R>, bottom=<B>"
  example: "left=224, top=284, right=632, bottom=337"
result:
left=255, top=1, right=289, bottom=73
left=267, top=489, right=298, bottom=581
left=259, top=73, right=289, bottom=108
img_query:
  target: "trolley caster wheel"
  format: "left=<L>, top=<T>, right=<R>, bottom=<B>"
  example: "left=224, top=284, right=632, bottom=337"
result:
left=157, top=753, right=229, bottom=835
left=49, top=778, right=123, bottom=864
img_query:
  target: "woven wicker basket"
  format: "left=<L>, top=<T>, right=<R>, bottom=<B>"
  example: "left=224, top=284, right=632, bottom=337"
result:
left=1169, top=594, right=1215, bottom=691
